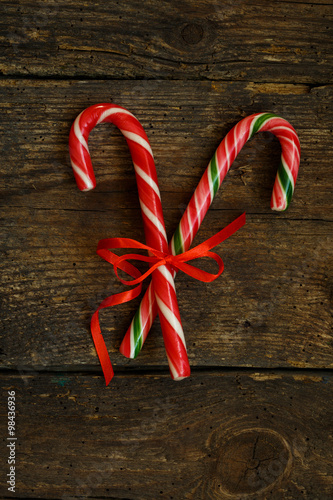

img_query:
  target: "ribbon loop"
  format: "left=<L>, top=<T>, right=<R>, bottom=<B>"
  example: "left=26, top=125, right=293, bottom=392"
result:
left=103, top=213, right=246, bottom=287
left=91, top=212, right=246, bottom=383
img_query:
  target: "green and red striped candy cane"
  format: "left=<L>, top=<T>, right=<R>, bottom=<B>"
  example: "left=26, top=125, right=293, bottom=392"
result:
left=120, top=112, right=301, bottom=359
left=69, top=103, right=190, bottom=384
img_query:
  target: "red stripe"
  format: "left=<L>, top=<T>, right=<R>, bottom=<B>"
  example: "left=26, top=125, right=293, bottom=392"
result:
left=272, top=179, right=286, bottom=210
left=240, top=115, right=255, bottom=142
left=159, top=320, right=190, bottom=378
left=141, top=212, right=167, bottom=253
left=139, top=190, right=165, bottom=229
left=153, top=270, right=183, bottom=324
left=226, top=129, right=239, bottom=166
left=216, top=141, right=229, bottom=183
left=106, top=113, right=151, bottom=144
left=118, top=324, right=132, bottom=357
left=180, top=206, right=192, bottom=252
left=178, top=197, right=201, bottom=252
left=127, top=140, right=157, bottom=181
left=140, top=285, right=155, bottom=338
left=195, top=172, right=211, bottom=224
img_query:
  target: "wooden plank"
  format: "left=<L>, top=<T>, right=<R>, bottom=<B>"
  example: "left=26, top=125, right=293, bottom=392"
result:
left=1, top=209, right=332, bottom=371
left=1, top=371, right=332, bottom=498
left=0, top=0, right=332, bottom=83
left=0, top=80, right=332, bottom=218
left=0, top=80, right=332, bottom=371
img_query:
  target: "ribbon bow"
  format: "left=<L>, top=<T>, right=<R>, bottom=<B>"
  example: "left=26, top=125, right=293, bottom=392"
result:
left=91, top=212, right=246, bottom=384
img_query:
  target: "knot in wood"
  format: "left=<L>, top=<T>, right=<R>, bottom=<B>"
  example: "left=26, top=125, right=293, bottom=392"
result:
left=216, top=428, right=292, bottom=496
left=181, top=24, right=204, bottom=45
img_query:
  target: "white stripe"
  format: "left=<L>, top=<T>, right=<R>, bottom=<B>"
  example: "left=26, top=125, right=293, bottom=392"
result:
left=166, top=353, right=186, bottom=380
left=194, top=190, right=201, bottom=227
left=155, top=294, right=186, bottom=347
left=225, top=134, right=230, bottom=171
left=130, top=322, right=136, bottom=359
left=166, top=353, right=178, bottom=379
left=275, top=174, right=287, bottom=211
left=121, top=130, right=153, bottom=157
left=140, top=201, right=168, bottom=242
left=186, top=206, right=193, bottom=249
left=269, top=124, right=299, bottom=140
left=272, top=135, right=300, bottom=160
left=271, top=186, right=278, bottom=211
left=97, top=107, right=135, bottom=124
left=248, top=114, right=262, bottom=139
left=134, top=164, right=160, bottom=197
left=281, top=154, right=295, bottom=190
left=269, top=125, right=298, bottom=138
left=207, top=160, right=214, bottom=203
left=157, top=265, right=176, bottom=291
left=74, top=112, right=89, bottom=152
left=71, top=162, right=94, bottom=191
left=233, top=122, right=239, bottom=156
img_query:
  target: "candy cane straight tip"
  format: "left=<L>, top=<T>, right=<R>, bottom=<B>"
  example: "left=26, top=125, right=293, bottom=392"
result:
left=122, top=112, right=301, bottom=359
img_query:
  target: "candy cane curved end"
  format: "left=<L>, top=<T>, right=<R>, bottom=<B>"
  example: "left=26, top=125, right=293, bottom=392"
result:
left=69, top=103, right=142, bottom=192
left=253, top=113, right=300, bottom=212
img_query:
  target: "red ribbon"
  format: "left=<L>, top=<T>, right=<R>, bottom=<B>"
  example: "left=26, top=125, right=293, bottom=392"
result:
left=90, top=212, right=246, bottom=384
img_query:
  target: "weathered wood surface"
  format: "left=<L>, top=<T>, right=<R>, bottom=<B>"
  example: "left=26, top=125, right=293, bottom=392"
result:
left=1, top=81, right=332, bottom=372
left=0, top=0, right=332, bottom=83
left=1, top=0, right=333, bottom=498
left=0, top=80, right=332, bottom=219
left=1, top=371, right=332, bottom=499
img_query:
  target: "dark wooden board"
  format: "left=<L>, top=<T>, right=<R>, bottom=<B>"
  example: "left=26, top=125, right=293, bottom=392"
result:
left=1, top=1, right=333, bottom=496
left=1, top=80, right=332, bottom=219
left=1, top=80, right=332, bottom=373
left=0, top=0, right=332, bottom=83
left=1, top=209, right=332, bottom=371
left=1, top=371, right=333, bottom=499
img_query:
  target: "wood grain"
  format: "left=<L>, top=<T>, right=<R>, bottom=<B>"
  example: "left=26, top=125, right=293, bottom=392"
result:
left=1, top=371, right=332, bottom=499
left=1, top=80, right=332, bottom=374
left=1, top=1, right=333, bottom=496
left=0, top=0, right=332, bottom=83
left=0, top=80, right=332, bottom=219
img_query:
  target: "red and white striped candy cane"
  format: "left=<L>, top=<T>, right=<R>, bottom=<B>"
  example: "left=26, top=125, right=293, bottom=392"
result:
left=120, top=112, right=301, bottom=359
left=69, top=103, right=190, bottom=382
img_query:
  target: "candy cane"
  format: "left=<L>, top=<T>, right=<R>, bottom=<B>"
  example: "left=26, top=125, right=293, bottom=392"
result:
left=120, top=112, right=300, bottom=358
left=69, top=103, right=190, bottom=381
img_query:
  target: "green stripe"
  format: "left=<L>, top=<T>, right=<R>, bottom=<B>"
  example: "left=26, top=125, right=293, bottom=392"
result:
left=172, top=224, right=184, bottom=255
left=277, top=160, right=293, bottom=209
left=210, top=153, right=220, bottom=197
left=250, top=113, right=277, bottom=138
left=133, top=309, right=143, bottom=358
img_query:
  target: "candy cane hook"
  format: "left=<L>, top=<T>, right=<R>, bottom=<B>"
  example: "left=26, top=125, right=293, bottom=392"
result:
left=120, top=112, right=301, bottom=359
left=69, top=103, right=190, bottom=383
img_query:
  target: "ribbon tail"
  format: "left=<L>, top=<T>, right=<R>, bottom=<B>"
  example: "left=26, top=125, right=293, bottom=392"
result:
left=90, top=284, right=143, bottom=385
left=91, top=310, right=114, bottom=386
left=90, top=212, right=246, bottom=385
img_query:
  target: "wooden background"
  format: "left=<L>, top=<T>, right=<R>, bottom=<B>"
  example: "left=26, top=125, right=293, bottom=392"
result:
left=0, top=1, right=332, bottom=498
